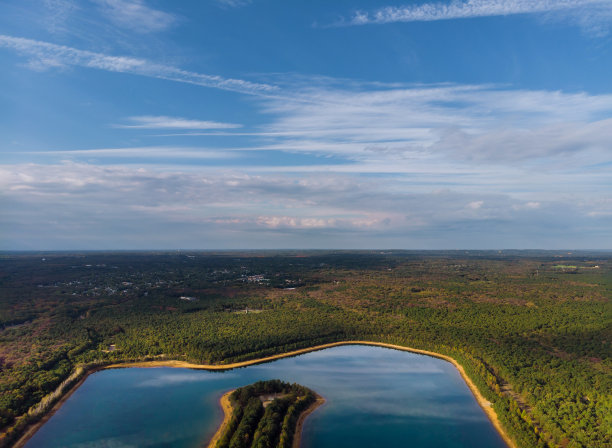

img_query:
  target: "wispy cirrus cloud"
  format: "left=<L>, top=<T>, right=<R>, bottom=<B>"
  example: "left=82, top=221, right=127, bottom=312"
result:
left=344, top=0, right=612, bottom=35
left=256, top=82, right=612, bottom=167
left=40, top=0, right=176, bottom=35
left=5, top=34, right=611, bottom=168
left=92, top=0, right=176, bottom=33
left=3, top=34, right=610, bottom=170
left=0, top=35, right=276, bottom=94
left=42, top=0, right=78, bottom=34
left=26, top=146, right=235, bottom=159
left=116, top=116, right=242, bottom=130
left=215, top=0, right=251, bottom=8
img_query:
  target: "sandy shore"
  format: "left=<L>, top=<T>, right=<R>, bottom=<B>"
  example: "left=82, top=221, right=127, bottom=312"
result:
left=206, top=390, right=234, bottom=448
left=15, top=341, right=516, bottom=448
left=291, top=394, right=325, bottom=448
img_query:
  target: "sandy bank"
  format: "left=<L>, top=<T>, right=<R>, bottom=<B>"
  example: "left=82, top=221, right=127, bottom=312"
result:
left=291, top=394, right=325, bottom=448
left=206, top=390, right=234, bottom=448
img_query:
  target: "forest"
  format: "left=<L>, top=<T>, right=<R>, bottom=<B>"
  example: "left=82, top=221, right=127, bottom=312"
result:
left=0, top=250, right=610, bottom=448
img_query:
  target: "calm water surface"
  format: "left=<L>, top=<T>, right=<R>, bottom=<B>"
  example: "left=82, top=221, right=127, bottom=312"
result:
left=26, top=345, right=507, bottom=448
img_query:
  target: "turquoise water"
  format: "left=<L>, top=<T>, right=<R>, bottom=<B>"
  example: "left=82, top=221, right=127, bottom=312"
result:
left=26, top=345, right=507, bottom=448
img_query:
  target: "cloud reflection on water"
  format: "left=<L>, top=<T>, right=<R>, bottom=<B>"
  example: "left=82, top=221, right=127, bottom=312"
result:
left=137, top=372, right=235, bottom=388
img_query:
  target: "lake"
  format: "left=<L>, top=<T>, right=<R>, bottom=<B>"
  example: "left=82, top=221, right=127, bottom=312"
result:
left=25, top=344, right=507, bottom=448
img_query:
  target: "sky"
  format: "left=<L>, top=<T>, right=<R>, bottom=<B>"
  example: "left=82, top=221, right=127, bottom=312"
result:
left=1, top=0, right=611, bottom=250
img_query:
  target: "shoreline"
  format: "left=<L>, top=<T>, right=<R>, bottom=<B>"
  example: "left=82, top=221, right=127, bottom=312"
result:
left=14, top=341, right=516, bottom=448
left=291, top=394, right=325, bottom=448
left=206, top=390, right=234, bottom=448
left=12, top=366, right=104, bottom=448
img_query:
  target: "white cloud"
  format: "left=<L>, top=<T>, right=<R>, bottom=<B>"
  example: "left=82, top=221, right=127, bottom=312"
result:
left=513, top=201, right=541, bottom=211
left=0, top=35, right=276, bottom=95
left=3, top=41, right=611, bottom=188
left=2, top=162, right=611, bottom=249
left=116, top=116, right=242, bottom=130
left=345, top=0, right=612, bottom=35
left=255, top=82, right=612, bottom=168
left=253, top=215, right=383, bottom=230
left=215, top=0, right=252, bottom=8
left=26, top=146, right=236, bottom=159
left=93, top=0, right=176, bottom=33
left=432, top=118, right=612, bottom=162
left=43, top=0, right=78, bottom=34
left=3, top=35, right=611, bottom=169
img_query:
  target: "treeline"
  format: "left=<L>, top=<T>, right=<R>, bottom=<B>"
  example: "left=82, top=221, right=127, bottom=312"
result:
left=216, top=380, right=317, bottom=448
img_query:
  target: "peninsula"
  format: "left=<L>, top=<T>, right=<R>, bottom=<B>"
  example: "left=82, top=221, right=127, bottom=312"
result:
left=209, top=380, right=323, bottom=448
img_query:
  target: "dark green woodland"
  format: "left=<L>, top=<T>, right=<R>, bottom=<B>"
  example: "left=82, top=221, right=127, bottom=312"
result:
left=0, top=251, right=610, bottom=447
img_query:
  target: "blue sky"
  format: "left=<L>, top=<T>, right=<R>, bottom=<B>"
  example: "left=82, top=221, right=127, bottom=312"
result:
left=1, top=0, right=611, bottom=250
